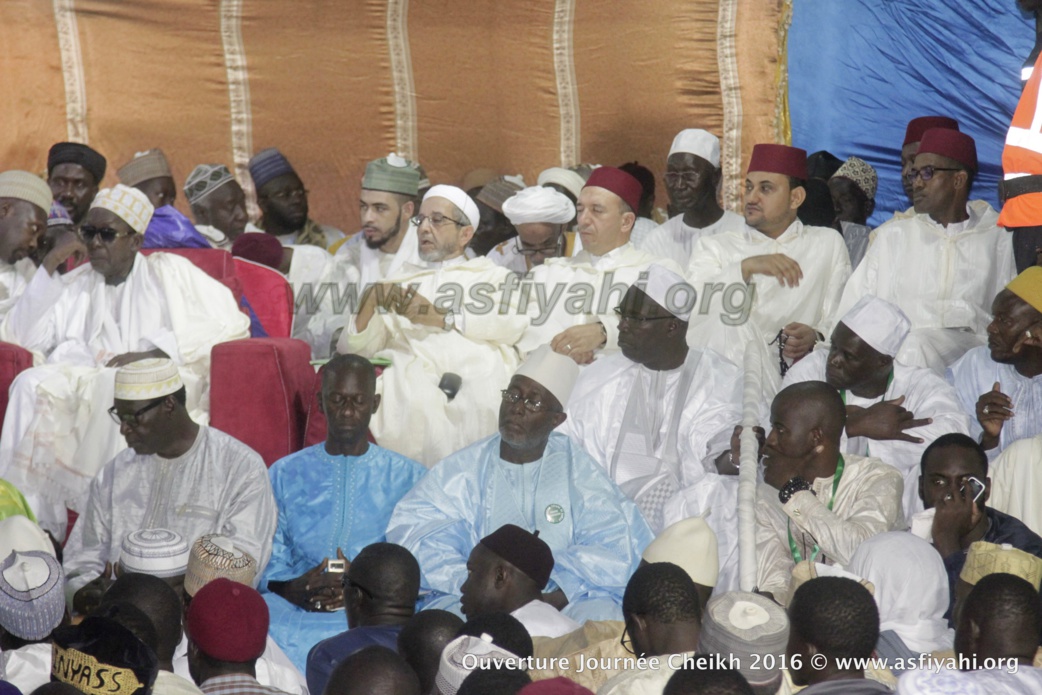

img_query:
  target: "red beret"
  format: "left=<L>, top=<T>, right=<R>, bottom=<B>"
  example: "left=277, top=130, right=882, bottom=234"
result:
left=747, top=143, right=808, bottom=180
left=903, top=116, right=960, bottom=147
left=917, top=128, right=978, bottom=172
left=187, top=578, right=268, bottom=662
left=583, top=166, right=643, bottom=212
left=519, top=677, right=595, bottom=695
left=231, top=233, right=284, bottom=270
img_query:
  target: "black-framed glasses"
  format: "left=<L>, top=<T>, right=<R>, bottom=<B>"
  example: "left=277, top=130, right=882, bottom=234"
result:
left=108, top=399, right=164, bottom=426
left=905, top=166, right=961, bottom=183
left=411, top=213, right=464, bottom=228
left=341, top=576, right=375, bottom=599
left=515, top=236, right=564, bottom=257
left=613, top=307, right=675, bottom=324
left=501, top=389, right=559, bottom=413
left=80, top=225, right=137, bottom=244
left=620, top=625, right=635, bottom=655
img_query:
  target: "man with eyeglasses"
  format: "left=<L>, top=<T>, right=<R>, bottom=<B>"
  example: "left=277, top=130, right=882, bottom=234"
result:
left=898, top=116, right=960, bottom=210
left=63, top=358, right=276, bottom=617
left=337, top=184, right=529, bottom=466
left=640, top=129, right=743, bottom=263
left=260, top=355, right=423, bottom=669
left=489, top=186, right=574, bottom=274
left=305, top=543, right=420, bottom=695
left=834, top=128, right=1016, bottom=375
left=0, top=185, right=250, bottom=540
left=47, top=141, right=107, bottom=225
left=387, top=345, right=652, bottom=624
left=560, top=264, right=742, bottom=586
left=249, top=148, right=345, bottom=251
left=687, top=143, right=851, bottom=375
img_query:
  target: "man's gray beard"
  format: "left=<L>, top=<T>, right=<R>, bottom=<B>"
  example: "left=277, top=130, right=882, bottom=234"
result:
left=364, top=215, right=402, bottom=250
left=418, top=238, right=460, bottom=263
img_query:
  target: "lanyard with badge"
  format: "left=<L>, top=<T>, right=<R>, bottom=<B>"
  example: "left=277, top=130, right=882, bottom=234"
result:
left=787, top=454, right=845, bottom=563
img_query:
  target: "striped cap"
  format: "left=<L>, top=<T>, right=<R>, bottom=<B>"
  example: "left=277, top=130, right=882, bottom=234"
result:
left=184, top=164, right=236, bottom=205
left=184, top=535, right=257, bottom=597
left=0, top=170, right=54, bottom=212
left=0, top=550, right=65, bottom=640
left=118, top=149, right=173, bottom=187
left=119, top=529, right=190, bottom=578
left=113, top=358, right=183, bottom=402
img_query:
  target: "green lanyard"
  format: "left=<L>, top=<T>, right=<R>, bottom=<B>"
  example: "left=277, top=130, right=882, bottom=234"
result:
left=839, top=370, right=894, bottom=405
left=787, top=455, right=845, bottom=563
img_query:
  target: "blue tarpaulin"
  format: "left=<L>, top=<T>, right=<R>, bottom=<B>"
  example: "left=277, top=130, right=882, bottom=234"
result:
left=789, top=0, right=1034, bottom=226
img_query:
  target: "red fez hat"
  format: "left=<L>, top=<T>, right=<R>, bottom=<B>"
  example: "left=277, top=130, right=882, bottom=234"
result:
left=917, top=128, right=978, bottom=172
left=903, top=116, right=959, bottom=147
left=519, top=677, right=595, bottom=695
left=231, top=232, right=284, bottom=270
left=187, top=578, right=268, bottom=662
left=747, top=144, right=808, bottom=180
left=583, top=166, right=643, bottom=212
left=480, top=524, right=554, bottom=591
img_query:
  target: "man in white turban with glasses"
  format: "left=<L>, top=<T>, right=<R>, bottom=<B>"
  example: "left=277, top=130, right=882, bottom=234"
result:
left=488, top=186, right=575, bottom=274
left=337, top=184, right=529, bottom=466
left=0, top=185, right=250, bottom=540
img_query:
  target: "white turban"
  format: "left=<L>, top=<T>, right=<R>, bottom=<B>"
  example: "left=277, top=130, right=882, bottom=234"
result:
left=641, top=263, right=696, bottom=321
left=423, top=184, right=480, bottom=229
left=669, top=129, right=721, bottom=168
left=839, top=295, right=911, bottom=358
left=514, top=345, right=579, bottom=408
left=536, top=167, right=587, bottom=200
left=89, top=184, right=155, bottom=234
left=501, top=186, right=575, bottom=226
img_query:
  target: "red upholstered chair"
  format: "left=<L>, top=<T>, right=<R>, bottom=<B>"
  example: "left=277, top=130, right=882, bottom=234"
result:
left=0, top=342, right=34, bottom=428
left=209, top=338, right=316, bottom=466
left=233, top=258, right=294, bottom=339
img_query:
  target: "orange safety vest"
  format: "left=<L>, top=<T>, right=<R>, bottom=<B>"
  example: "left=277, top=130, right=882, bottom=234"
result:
left=1000, top=51, right=1042, bottom=228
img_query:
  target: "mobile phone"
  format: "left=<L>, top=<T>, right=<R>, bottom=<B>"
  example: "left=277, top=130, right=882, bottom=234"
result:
left=961, top=476, right=985, bottom=503
left=326, top=559, right=346, bottom=573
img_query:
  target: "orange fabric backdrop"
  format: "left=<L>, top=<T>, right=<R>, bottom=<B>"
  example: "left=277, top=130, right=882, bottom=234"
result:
left=0, top=1, right=785, bottom=233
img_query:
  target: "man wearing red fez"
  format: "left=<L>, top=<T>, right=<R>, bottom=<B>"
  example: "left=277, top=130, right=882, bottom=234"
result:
left=520, top=166, right=685, bottom=365
left=686, top=143, right=852, bottom=374
left=900, top=116, right=960, bottom=207
left=834, top=128, right=1016, bottom=375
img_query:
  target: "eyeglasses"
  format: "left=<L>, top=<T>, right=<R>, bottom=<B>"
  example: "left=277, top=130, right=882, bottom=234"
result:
left=108, top=398, right=164, bottom=426
left=905, top=166, right=962, bottom=183
left=501, top=389, right=560, bottom=413
left=80, top=225, right=137, bottom=244
left=515, top=236, right=564, bottom=257
left=269, top=188, right=308, bottom=202
left=411, top=213, right=464, bottom=228
left=620, top=625, right=635, bottom=655
left=664, top=171, right=702, bottom=187
left=613, top=307, right=675, bottom=324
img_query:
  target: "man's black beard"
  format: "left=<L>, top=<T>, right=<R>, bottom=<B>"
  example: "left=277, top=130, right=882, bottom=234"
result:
left=364, top=215, right=402, bottom=250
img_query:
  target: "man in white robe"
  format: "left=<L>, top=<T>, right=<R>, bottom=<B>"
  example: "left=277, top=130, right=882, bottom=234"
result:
left=639, top=129, right=743, bottom=262
left=559, top=266, right=743, bottom=587
left=62, top=358, right=276, bottom=614
left=783, top=295, right=970, bottom=517
left=519, top=166, right=681, bottom=364
left=834, top=128, right=1016, bottom=374
left=0, top=185, right=251, bottom=538
left=183, top=163, right=262, bottom=251
left=488, top=186, right=574, bottom=274
left=0, top=170, right=78, bottom=320
left=337, top=184, right=528, bottom=466
left=386, top=345, right=652, bottom=623
left=734, top=381, right=904, bottom=604
left=947, top=268, right=1042, bottom=464
left=687, top=144, right=851, bottom=378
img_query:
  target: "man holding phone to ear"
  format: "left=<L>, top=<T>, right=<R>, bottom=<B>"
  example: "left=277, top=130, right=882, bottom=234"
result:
left=916, top=433, right=1042, bottom=621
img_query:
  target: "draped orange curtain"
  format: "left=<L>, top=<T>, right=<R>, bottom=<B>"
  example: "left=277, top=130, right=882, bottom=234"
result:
left=0, top=0, right=786, bottom=232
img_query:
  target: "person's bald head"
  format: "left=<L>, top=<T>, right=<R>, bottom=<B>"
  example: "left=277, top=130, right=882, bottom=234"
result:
left=345, top=543, right=420, bottom=629
left=321, top=354, right=380, bottom=447
left=956, top=573, right=1042, bottom=666
left=324, top=646, right=420, bottom=695
left=397, top=610, right=464, bottom=695
left=763, top=382, right=846, bottom=488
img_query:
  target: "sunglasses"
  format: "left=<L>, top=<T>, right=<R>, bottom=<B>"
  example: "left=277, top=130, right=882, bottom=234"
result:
left=80, top=225, right=137, bottom=244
